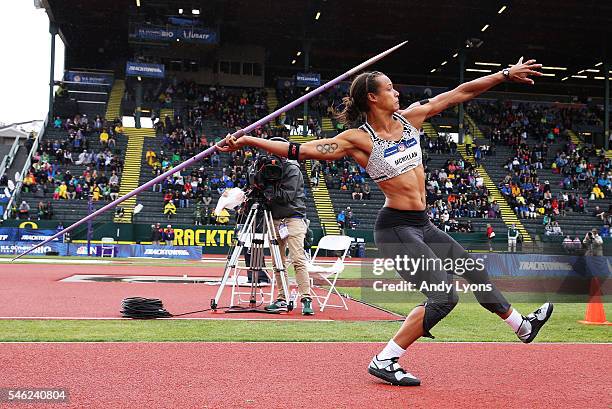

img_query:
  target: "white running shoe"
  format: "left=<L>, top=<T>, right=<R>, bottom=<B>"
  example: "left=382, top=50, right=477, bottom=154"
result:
left=518, top=302, right=554, bottom=343
left=368, top=355, right=421, bottom=386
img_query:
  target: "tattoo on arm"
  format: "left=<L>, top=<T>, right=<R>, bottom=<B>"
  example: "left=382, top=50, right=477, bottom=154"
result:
left=315, top=142, right=338, bottom=155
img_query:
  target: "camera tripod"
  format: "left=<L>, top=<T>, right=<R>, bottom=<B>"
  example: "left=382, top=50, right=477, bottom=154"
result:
left=211, top=200, right=293, bottom=313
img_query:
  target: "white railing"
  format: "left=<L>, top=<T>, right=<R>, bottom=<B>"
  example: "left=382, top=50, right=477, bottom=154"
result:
left=2, top=117, right=48, bottom=220
left=0, top=135, right=21, bottom=182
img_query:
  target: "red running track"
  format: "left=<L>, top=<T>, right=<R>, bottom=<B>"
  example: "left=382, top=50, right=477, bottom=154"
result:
left=0, top=342, right=610, bottom=408
left=0, top=264, right=400, bottom=321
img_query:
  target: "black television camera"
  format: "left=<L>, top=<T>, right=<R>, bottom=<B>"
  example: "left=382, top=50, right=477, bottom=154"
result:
left=246, top=154, right=284, bottom=202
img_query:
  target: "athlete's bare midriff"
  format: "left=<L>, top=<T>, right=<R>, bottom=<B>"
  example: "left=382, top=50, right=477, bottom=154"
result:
left=378, top=165, right=426, bottom=210
left=346, top=128, right=427, bottom=211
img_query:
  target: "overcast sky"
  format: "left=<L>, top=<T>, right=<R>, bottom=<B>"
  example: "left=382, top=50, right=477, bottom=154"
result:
left=0, top=2, right=65, bottom=125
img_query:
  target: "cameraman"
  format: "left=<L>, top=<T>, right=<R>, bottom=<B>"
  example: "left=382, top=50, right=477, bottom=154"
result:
left=261, top=138, right=314, bottom=315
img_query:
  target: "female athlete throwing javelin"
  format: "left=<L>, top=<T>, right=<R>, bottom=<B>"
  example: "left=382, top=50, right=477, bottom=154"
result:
left=219, top=57, right=553, bottom=386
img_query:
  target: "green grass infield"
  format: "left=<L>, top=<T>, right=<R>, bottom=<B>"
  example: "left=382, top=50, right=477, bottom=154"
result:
left=0, top=302, right=609, bottom=343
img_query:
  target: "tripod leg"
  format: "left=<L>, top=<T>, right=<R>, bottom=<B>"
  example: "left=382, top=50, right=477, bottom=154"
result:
left=212, top=205, right=258, bottom=309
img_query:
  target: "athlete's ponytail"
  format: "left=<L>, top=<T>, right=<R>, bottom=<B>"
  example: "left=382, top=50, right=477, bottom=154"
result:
left=334, top=71, right=383, bottom=127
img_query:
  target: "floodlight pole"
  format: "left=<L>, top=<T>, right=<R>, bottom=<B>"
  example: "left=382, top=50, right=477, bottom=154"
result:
left=135, top=79, right=143, bottom=128
left=302, top=39, right=311, bottom=138
left=87, top=195, right=93, bottom=257
left=605, top=61, right=610, bottom=150
left=48, top=22, right=58, bottom=123
left=458, top=49, right=466, bottom=144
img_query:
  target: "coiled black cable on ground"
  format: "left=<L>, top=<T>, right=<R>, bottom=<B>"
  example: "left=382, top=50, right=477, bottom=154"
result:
left=121, top=297, right=172, bottom=319
left=120, top=297, right=225, bottom=319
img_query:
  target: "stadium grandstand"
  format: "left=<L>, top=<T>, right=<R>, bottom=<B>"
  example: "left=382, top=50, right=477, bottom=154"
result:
left=1, top=0, right=612, bottom=252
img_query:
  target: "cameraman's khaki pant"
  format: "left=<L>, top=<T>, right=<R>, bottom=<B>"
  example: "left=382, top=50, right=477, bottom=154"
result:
left=273, top=218, right=311, bottom=300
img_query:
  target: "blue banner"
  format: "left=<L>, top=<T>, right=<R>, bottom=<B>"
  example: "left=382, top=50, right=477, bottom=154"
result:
left=0, top=228, right=17, bottom=241
left=131, top=24, right=218, bottom=44
left=66, top=244, right=200, bottom=259
left=67, top=244, right=102, bottom=257
left=0, top=228, right=60, bottom=242
left=296, top=73, right=321, bottom=87
left=18, top=229, right=60, bottom=242
left=475, top=253, right=611, bottom=278
left=64, top=71, right=113, bottom=85
left=126, top=61, right=165, bottom=79
left=0, top=241, right=66, bottom=256
left=0, top=242, right=200, bottom=259
left=169, top=17, right=198, bottom=26
left=66, top=244, right=131, bottom=258
left=132, top=245, right=201, bottom=259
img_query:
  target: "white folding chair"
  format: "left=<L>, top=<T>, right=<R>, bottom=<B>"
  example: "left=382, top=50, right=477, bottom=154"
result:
left=100, top=237, right=115, bottom=258
left=307, top=235, right=353, bottom=311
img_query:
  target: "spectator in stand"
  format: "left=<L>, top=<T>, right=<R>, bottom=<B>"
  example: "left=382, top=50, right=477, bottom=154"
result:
left=54, top=82, right=67, bottom=99
left=507, top=224, right=520, bottom=253
left=562, top=235, right=573, bottom=254
left=37, top=201, right=46, bottom=220
left=99, top=129, right=109, bottom=146
left=571, top=236, right=582, bottom=253
left=215, top=208, right=230, bottom=225
left=203, top=206, right=213, bottom=225
left=352, top=183, right=363, bottom=200
left=310, top=171, right=319, bottom=187
left=363, top=182, right=371, bottom=199
left=75, top=150, right=89, bottom=165
left=163, top=225, right=175, bottom=246
left=464, top=133, right=473, bottom=154
left=57, top=181, right=68, bottom=199
left=18, top=200, right=30, bottom=219
left=486, top=223, right=495, bottom=251
left=593, top=205, right=611, bottom=223
left=109, top=183, right=119, bottom=200
left=458, top=219, right=473, bottom=233
left=150, top=224, right=161, bottom=245
left=590, top=184, right=605, bottom=200
left=337, top=210, right=346, bottom=230
left=346, top=208, right=356, bottom=229
left=107, top=132, right=116, bottom=150
left=22, top=172, right=36, bottom=192
left=114, top=122, right=124, bottom=137
left=202, top=185, right=213, bottom=207
left=194, top=202, right=203, bottom=226
left=146, top=149, right=157, bottom=167
left=91, top=183, right=101, bottom=201
left=164, top=200, right=176, bottom=220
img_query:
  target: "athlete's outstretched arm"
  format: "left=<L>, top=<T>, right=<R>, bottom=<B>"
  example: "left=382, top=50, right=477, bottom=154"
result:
left=217, top=130, right=356, bottom=161
left=402, top=57, right=542, bottom=129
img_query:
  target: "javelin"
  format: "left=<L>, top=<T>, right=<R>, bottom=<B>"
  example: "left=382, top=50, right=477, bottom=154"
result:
left=12, top=40, right=407, bottom=261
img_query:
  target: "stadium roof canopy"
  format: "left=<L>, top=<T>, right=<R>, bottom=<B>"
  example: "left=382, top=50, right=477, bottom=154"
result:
left=45, top=0, right=612, bottom=88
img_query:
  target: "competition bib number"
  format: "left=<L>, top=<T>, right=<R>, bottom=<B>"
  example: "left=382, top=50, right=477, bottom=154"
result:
left=278, top=223, right=289, bottom=240
left=383, top=138, right=419, bottom=169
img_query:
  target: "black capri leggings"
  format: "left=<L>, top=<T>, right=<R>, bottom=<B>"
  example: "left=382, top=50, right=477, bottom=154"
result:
left=374, top=208, right=511, bottom=338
